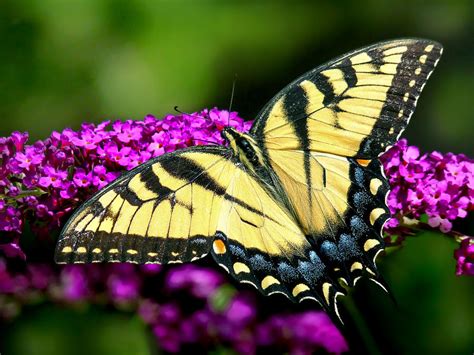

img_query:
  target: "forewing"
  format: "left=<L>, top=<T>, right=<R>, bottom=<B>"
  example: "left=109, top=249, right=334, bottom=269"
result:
left=251, top=38, right=442, bottom=158
left=55, top=146, right=236, bottom=264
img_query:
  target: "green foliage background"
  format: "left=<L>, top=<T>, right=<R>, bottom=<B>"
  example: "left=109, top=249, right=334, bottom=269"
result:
left=1, top=1, right=473, bottom=354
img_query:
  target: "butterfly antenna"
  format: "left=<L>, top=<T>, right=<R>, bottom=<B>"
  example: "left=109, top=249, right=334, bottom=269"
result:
left=193, top=138, right=219, bottom=146
left=174, top=106, right=190, bottom=115
left=174, top=106, right=211, bottom=122
left=227, top=74, right=238, bottom=126
left=173, top=106, right=219, bottom=146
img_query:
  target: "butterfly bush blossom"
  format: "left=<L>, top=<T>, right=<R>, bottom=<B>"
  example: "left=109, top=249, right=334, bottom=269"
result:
left=380, top=139, right=474, bottom=275
left=0, top=109, right=347, bottom=354
left=0, top=108, right=473, bottom=353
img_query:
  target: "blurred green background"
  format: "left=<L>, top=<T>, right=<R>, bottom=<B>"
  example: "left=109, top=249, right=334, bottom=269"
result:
left=1, top=0, right=473, bottom=155
left=1, top=0, right=473, bottom=354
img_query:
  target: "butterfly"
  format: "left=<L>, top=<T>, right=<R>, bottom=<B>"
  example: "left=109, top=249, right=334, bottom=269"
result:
left=55, top=38, right=443, bottom=320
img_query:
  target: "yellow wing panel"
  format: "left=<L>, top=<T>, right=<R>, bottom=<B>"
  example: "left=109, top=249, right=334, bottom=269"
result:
left=252, top=39, right=443, bottom=159
left=217, top=167, right=308, bottom=255
left=210, top=166, right=347, bottom=309
left=267, top=149, right=352, bottom=236
left=55, top=147, right=236, bottom=264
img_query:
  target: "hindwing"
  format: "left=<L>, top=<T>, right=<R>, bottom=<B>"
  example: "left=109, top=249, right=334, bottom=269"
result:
left=210, top=163, right=346, bottom=312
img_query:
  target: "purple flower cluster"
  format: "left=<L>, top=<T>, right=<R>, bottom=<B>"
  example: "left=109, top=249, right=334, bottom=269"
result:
left=0, top=259, right=155, bottom=307
left=381, top=139, right=473, bottom=234
left=0, top=108, right=251, bottom=258
left=0, top=259, right=347, bottom=354
left=142, top=266, right=346, bottom=353
left=257, top=311, right=347, bottom=354
left=454, top=238, right=474, bottom=276
left=381, top=139, right=474, bottom=276
left=0, top=109, right=347, bottom=353
left=1, top=108, right=473, bottom=352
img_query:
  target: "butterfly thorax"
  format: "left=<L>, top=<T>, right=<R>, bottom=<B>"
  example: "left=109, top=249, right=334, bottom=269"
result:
left=222, top=126, right=299, bottom=222
left=221, top=127, right=266, bottom=173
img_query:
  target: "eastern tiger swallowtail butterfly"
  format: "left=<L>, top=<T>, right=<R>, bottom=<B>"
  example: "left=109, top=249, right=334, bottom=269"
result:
left=55, top=39, right=443, bottom=320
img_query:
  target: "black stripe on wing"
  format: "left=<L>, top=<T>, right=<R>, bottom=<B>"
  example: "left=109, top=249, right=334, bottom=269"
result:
left=56, top=232, right=211, bottom=264
left=356, top=41, right=443, bottom=157
left=282, top=85, right=314, bottom=205
left=55, top=145, right=232, bottom=265
left=250, top=38, right=443, bottom=159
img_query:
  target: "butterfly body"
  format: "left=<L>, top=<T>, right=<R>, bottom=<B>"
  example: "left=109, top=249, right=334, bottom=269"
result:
left=56, top=39, right=443, bottom=320
left=222, top=127, right=265, bottom=171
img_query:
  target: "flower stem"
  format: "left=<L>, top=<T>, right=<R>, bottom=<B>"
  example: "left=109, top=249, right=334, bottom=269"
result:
left=342, top=297, right=382, bottom=355
left=388, top=217, right=474, bottom=245
left=0, top=189, right=47, bottom=201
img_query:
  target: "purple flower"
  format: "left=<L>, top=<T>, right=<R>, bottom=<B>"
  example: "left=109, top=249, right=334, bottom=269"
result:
left=116, top=123, right=142, bottom=144
left=0, top=242, right=25, bottom=260
left=73, top=168, right=92, bottom=188
left=92, top=165, right=119, bottom=189
left=219, top=294, right=258, bottom=353
left=38, top=166, right=68, bottom=188
left=34, top=204, right=51, bottom=218
left=106, top=264, right=141, bottom=302
left=0, top=258, right=28, bottom=293
left=454, top=238, right=474, bottom=276
left=381, top=139, right=474, bottom=235
left=59, top=265, right=91, bottom=301
left=140, top=264, right=162, bottom=274
left=152, top=302, right=183, bottom=352
left=181, top=308, right=216, bottom=343
left=0, top=204, right=22, bottom=233
left=70, top=130, right=103, bottom=150
left=147, top=132, right=167, bottom=156
left=256, top=311, right=348, bottom=354
left=152, top=323, right=181, bottom=353
left=427, top=215, right=452, bottom=233
left=28, top=263, right=54, bottom=290
left=14, top=147, right=43, bottom=170
left=165, top=264, right=224, bottom=299
left=59, top=181, right=78, bottom=199
left=224, top=293, right=256, bottom=326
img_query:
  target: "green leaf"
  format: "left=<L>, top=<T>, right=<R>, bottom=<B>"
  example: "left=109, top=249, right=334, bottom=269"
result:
left=1, top=304, right=152, bottom=355
left=420, top=214, right=429, bottom=223
left=210, top=284, right=236, bottom=313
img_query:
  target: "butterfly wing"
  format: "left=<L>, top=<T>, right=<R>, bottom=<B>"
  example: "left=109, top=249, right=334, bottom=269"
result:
left=56, top=146, right=237, bottom=264
left=55, top=38, right=443, bottom=321
left=210, top=162, right=346, bottom=312
left=250, top=39, right=442, bottom=286
left=252, top=39, right=442, bottom=157
left=56, top=144, right=345, bottom=313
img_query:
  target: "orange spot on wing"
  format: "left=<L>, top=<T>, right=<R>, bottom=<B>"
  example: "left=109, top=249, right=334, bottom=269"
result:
left=356, top=159, right=371, bottom=167
left=213, top=240, right=227, bottom=254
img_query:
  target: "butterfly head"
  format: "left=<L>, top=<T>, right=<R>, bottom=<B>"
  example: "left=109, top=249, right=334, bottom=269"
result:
left=221, top=127, right=264, bottom=171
